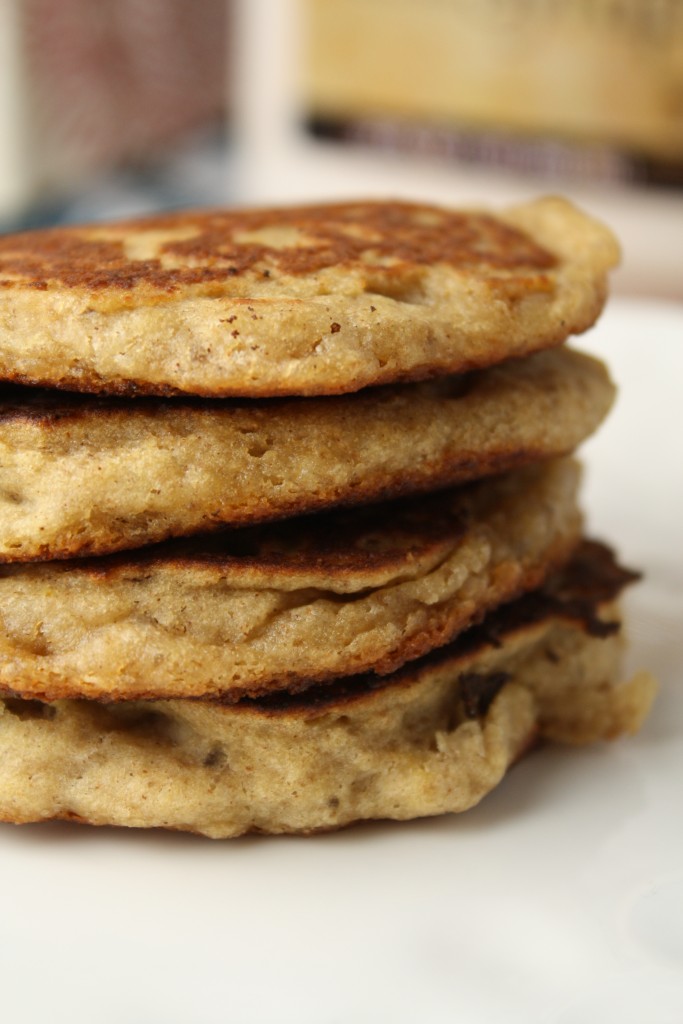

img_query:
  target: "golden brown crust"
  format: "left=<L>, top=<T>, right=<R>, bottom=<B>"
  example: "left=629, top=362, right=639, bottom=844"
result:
left=0, top=197, right=619, bottom=397
left=0, top=347, right=614, bottom=561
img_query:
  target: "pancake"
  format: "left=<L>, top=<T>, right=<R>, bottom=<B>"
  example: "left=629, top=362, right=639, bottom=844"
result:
left=0, top=458, right=581, bottom=702
left=0, top=543, right=656, bottom=838
left=0, top=346, right=613, bottom=562
left=0, top=196, right=618, bottom=397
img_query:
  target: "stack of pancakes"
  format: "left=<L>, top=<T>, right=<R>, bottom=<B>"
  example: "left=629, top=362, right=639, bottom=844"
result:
left=0, top=197, right=656, bottom=838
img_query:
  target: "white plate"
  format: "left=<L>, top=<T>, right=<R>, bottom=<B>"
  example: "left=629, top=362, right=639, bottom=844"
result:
left=1, top=298, right=682, bottom=1024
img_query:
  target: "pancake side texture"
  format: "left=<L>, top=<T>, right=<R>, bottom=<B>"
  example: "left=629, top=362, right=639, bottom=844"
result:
left=0, top=459, right=581, bottom=701
left=0, top=543, right=656, bottom=837
left=0, top=197, right=618, bottom=396
left=0, top=347, right=614, bottom=561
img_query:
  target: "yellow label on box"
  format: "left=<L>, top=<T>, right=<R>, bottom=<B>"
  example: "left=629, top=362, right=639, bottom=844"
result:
left=303, top=0, right=683, bottom=166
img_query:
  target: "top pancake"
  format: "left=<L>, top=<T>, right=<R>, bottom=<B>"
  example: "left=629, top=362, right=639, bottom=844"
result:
left=0, top=196, right=619, bottom=397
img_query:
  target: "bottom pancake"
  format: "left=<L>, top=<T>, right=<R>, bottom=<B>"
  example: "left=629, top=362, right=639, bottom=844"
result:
left=0, top=543, right=655, bottom=838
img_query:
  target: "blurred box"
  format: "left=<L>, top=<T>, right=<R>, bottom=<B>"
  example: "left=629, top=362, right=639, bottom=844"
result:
left=304, top=0, right=683, bottom=188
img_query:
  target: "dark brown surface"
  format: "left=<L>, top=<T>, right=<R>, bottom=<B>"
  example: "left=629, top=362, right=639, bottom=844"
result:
left=0, top=370, right=471, bottom=423
left=0, top=202, right=556, bottom=295
left=0, top=477, right=473, bottom=580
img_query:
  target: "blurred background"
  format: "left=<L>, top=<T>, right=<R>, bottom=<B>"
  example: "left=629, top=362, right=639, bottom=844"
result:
left=0, top=0, right=681, bottom=297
